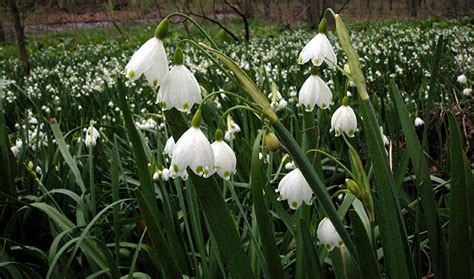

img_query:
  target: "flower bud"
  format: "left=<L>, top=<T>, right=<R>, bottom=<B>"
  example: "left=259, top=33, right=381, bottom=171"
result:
left=345, top=179, right=360, bottom=197
left=265, top=132, right=280, bottom=152
left=154, top=18, right=169, bottom=40
left=318, top=18, right=328, bottom=34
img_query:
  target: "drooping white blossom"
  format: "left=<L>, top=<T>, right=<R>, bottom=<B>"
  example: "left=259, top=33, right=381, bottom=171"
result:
left=330, top=98, right=358, bottom=137
left=164, top=136, right=175, bottom=156
left=414, top=117, right=424, bottom=127
left=125, top=37, right=169, bottom=88
left=276, top=168, right=313, bottom=209
left=317, top=217, right=343, bottom=251
left=171, top=127, right=215, bottom=178
left=211, top=140, right=237, bottom=180
left=85, top=126, right=100, bottom=147
left=298, top=71, right=333, bottom=111
left=457, top=74, right=467, bottom=84
left=157, top=49, right=201, bottom=113
left=298, top=33, right=337, bottom=67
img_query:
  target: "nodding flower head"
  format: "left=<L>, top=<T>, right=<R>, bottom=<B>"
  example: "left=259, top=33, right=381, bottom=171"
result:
left=330, top=97, right=358, bottom=137
left=414, top=117, right=424, bottom=127
left=317, top=217, right=343, bottom=251
left=298, top=67, right=333, bottom=111
left=85, top=126, right=100, bottom=147
left=457, top=74, right=467, bottom=84
left=171, top=126, right=215, bottom=178
left=276, top=168, right=313, bottom=210
left=212, top=130, right=237, bottom=180
left=125, top=37, right=169, bottom=88
left=157, top=48, right=202, bottom=113
left=298, top=22, right=337, bottom=67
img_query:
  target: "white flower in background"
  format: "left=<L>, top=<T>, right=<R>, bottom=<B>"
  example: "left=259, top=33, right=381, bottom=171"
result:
left=224, top=117, right=241, bottom=142
left=276, top=168, right=313, bottom=209
left=269, top=82, right=288, bottom=111
left=285, top=161, right=296, bottom=170
left=457, top=74, right=467, bottom=84
left=125, top=20, right=169, bottom=87
left=10, top=139, right=23, bottom=157
left=35, top=166, right=43, bottom=175
left=317, top=217, right=343, bottom=251
left=414, top=117, right=424, bottom=127
left=157, top=48, right=201, bottom=113
left=463, top=88, right=472, bottom=96
left=163, top=136, right=175, bottom=157
left=298, top=67, right=333, bottom=111
left=136, top=118, right=157, bottom=130
left=330, top=97, right=358, bottom=137
left=161, top=168, right=170, bottom=181
left=298, top=19, right=336, bottom=67
left=153, top=171, right=160, bottom=181
left=380, top=127, right=389, bottom=146
left=171, top=118, right=215, bottom=178
left=211, top=131, right=237, bottom=180
left=85, top=125, right=100, bottom=147
left=346, top=91, right=353, bottom=97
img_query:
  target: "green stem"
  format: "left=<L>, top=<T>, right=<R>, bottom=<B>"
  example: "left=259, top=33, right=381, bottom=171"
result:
left=167, top=12, right=220, bottom=50
left=306, top=149, right=356, bottom=180
left=273, top=121, right=360, bottom=268
left=217, top=105, right=262, bottom=130
left=201, top=90, right=257, bottom=108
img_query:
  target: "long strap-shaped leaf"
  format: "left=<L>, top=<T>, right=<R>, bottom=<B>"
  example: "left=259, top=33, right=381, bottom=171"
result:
left=273, top=121, right=360, bottom=267
left=250, top=131, right=284, bottom=278
left=390, top=82, right=448, bottom=278
left=165, top=109, right=254, bottom=279
left=447, top=113, right=471, bottom=279
left=335, top=14, right=415, bottom=278
left=117, top=85, right=182, bottom=277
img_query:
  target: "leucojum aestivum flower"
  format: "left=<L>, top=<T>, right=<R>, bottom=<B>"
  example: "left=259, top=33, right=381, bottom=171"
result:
left=120, top=10, right=416, bottom=277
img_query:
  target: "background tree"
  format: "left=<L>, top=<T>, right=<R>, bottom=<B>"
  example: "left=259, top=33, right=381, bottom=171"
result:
left=8, top=0, right=30, bottom=76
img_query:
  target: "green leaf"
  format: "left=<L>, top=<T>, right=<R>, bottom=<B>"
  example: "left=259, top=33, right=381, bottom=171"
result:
left=273, top=121, right=360, bottom=268
left=447, top=113, right=471, bottom=278
left=250, top=131, right=283, bottom=279
left=349, top=210, right=381, bottom=279
left=297, top=219, right=324, bottom=279
left=165, top=109, right=254, bottom=279
left=390, top=81, right=447, bottom=278
left=50, top=119, right=86, bottom=193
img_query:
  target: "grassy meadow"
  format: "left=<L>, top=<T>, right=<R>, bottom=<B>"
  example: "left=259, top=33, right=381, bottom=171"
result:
left=0, top=15, right=473, bottom=278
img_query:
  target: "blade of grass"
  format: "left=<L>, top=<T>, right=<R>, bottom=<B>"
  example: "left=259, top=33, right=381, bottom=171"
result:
left=116, top=82, right=183, bottom=277
left=349, top=210, right=381, bottom=279
left=390, top=81, right=447, bottom=278
left=50, top=118, right=86, bottom=193
left=165, top=109, right=254, bottom=279
left=249, top=131, right=284, bottom=279
left=447, top=112, right=471, bottom=279
left=298, top=218, right=324, bottom=279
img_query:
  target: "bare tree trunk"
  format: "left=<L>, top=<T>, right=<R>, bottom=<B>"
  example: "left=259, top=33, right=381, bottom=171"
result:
left=411, top=0, right=418, bottom=17
left=8, top=0, right=30, bottom=76
left=390, top=0, right=393, bottom=10
left=241, top=0, right=253, bottom=18
left=264, top=0, right=271, bottom=19
left=306, top=0, right=320, bottom=26
left=0, top=20, right=5, bottom=42
left=225, top=0, right=250, bottom=41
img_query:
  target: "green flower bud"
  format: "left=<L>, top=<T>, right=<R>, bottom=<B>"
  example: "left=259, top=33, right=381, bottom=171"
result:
left=318, top=18, right=328, bottom=34
left=154, top=18, right=169, bottom=40
left=173, top=48, right=184, bottom=65
left=265, top=131, right=281, bottom=152
left=346, top=179, right=360, bottom=197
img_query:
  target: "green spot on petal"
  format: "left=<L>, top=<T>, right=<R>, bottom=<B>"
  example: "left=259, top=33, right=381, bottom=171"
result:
left=196, top=165, right=203, bottom=175
left=128, top=70, right=135, bottom=78
left=223, top=171, right=230, bottom=178
left=153, top=79, right=158, bottom=87
left=291, top=201, right=298, bottom=209
left=349, top=130, right=355, bottom=137
left=173, top=164, right=179, bottom=173
left=183, top=103, right=189, bottom=110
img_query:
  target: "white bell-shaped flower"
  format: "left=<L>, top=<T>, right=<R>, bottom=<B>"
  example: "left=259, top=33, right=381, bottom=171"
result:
left=10, top=139, right=23, bottom=157
left=457, top=74, right=467, bottom=84
left=163, top=136, right=175, bottom=156
left=330, top=97, right=358, bottom=137
left=463, top=88, right=472, bottom=96
left=125, top=20, right=169, bottom=88
left=298, top=19, right=336, bottom=67
left=211, top=130, right=236, bottom=180
left=157, top=48, right=201, bottom=113
left=317, top=217, right=343, bottom=251
left=276, top=168, right=313, bottom=210
left=171, top=110, right=214, bottom=178
left=298, top=67, right=333, bottom=111
left=85, top=125, right=100, bottom=147
left=414, top=117, right=424, bottom=127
